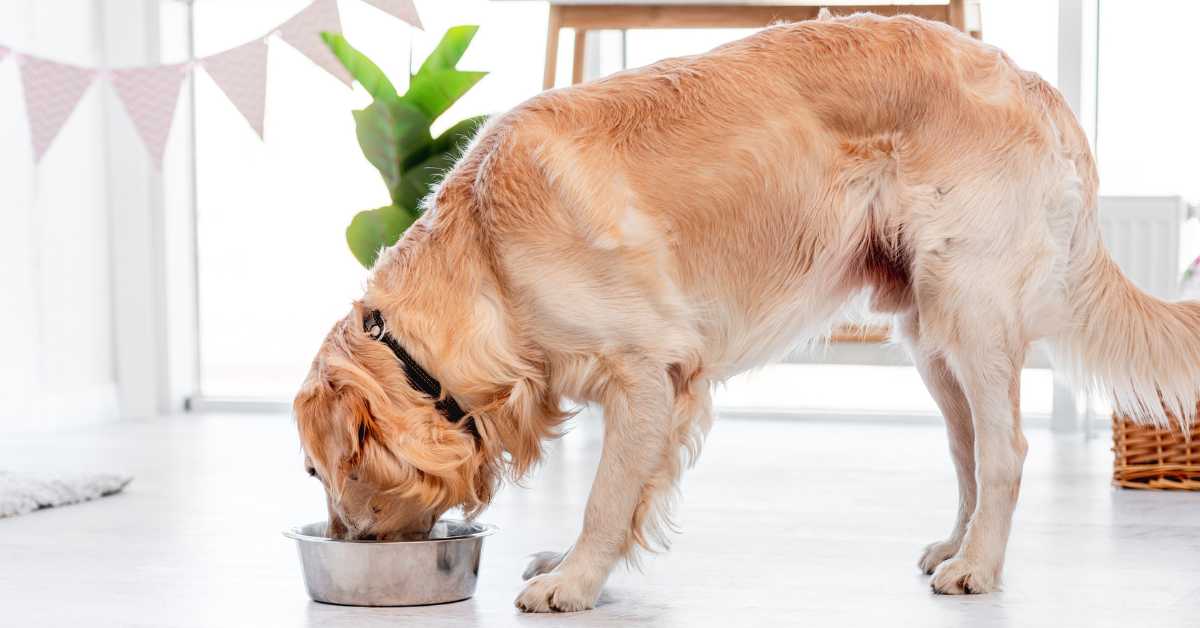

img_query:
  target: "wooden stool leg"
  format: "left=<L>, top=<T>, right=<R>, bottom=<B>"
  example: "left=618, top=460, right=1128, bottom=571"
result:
left=571, top=28, right=588, bottom=84
left=543, top=6, right=562, bottom=90
left=948, top=0, right=966, bottom=32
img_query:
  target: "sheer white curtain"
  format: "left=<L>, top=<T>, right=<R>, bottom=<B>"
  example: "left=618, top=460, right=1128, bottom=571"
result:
left=0, top=1, right=192, bottom=429
left=0, top=1, right=117, bottom=430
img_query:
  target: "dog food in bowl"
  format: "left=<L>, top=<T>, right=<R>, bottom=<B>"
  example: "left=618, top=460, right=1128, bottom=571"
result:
left=284, top=519, right=496, bottom=606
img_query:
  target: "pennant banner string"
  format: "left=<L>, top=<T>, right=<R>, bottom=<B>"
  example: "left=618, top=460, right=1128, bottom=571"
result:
left=279, top=0, right=353, bottom=86
left=0, top=0, right=420, bottom=71
left=19, top=56, right=98, bottom=162
left=202, top=39, right=269, bottom=138
left=1, top=0, right=422, bottom=162
left=362, top=0, right=424, bottom=29
left=110, top=64, right=190, bottom=167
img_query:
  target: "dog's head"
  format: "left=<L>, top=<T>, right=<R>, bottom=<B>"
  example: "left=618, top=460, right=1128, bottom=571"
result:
left=293, top=171, right=569, bottom=540
left=293, top=303, right=497, bottom=540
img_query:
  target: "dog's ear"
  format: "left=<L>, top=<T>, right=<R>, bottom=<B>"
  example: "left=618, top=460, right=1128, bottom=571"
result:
left=340, top=387, right=379, bottom=467
left=294, top=369, right=337, bottom=475
left=295, top=363, right=377, bottom=495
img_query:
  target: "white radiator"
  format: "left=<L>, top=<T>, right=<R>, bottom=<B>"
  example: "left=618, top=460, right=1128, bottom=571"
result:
left=1098, top=196, right=1187, bottom=300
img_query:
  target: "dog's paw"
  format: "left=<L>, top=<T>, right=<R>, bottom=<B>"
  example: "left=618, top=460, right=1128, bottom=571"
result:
left=918, top=539, right=961, bottom=575
left=514, top=572, right=600, bottom=613
left=929, top=557, right=999, bottom=595
left=522, top=550, right=566, bottom=580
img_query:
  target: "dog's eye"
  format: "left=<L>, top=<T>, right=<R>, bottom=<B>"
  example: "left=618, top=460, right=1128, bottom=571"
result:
left=306, top=466, right=317, bottom=478
left=371, top=505, right=383, bottom=515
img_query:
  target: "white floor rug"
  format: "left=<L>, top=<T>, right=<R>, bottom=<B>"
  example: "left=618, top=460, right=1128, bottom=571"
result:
left=0, top=471, right=132, bottom=518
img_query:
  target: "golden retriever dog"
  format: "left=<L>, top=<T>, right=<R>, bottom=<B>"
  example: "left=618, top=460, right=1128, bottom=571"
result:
left=294, top=12, right=1200, bottom=612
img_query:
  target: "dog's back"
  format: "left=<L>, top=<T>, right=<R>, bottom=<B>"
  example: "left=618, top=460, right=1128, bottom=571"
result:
left=453, top=14, right=1086, bottom=376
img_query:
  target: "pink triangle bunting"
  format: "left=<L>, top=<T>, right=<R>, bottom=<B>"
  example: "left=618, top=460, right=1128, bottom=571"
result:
left=19, top=56, right=98, bottom=162
left=110, top=64, right=189, bottom=167
left=361, top=0, right=422, bottom=29
left=202, top=39, right=269, bottom=138
left=279, top=0, right=352, bottom=86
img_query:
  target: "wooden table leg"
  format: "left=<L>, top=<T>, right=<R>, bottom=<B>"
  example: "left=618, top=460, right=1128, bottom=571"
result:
left=572, top=28, right=588, bottom=84
left=543, top=5, right=562, bottom=90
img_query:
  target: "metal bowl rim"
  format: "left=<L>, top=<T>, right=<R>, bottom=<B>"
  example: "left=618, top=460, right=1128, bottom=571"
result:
left=282, top=519, right=498, bottom=545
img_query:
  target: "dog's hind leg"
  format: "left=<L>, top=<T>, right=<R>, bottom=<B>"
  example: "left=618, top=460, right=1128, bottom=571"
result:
left=521, top=550, right=568, bottom=580
left=896, top=311, right=977, bottom=576
left=914, top=252, right=1031, bottom=595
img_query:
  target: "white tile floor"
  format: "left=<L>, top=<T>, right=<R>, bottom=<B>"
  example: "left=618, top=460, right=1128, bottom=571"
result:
left=2, top=412, right=1198, bottom=627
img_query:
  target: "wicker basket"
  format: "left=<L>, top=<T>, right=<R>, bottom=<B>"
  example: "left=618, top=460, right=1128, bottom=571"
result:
left=1112, top=407, right=1200, bottom=490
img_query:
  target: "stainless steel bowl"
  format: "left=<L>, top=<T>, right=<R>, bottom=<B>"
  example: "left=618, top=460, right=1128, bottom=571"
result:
left=284, top=519, right=497, bottom=606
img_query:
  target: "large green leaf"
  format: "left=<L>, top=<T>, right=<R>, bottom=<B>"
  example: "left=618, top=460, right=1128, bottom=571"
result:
left=394, top=150, right=460, bottom=210
left=393, top=118, right=485, bottom=209
left=322, top=32, right=399, bottom=104
left=346, top=205, right=418, bottom=268
left=332, top=26, right=490, bottom=268
left=403, top=25, right=486, bottom=122
left=398, top=114, right=485, bottom=173
left=431, top=115, right=486, bottom=155
left=352, top=101, right=432, bottom=203
left=404, top=69, right=487, bottom=122
left=416, top=25, right=480, bottom=75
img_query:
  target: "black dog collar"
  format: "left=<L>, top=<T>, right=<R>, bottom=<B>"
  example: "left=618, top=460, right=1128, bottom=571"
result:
left=364, top=309, right=476, bottom=436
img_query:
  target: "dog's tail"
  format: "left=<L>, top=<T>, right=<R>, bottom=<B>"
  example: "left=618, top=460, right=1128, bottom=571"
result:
left=1042, top=88, right=1200, bottom=428
left=1050, top=216, right=1200, bottom=428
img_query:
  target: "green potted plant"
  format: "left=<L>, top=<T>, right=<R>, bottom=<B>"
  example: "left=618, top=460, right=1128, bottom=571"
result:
left=323, top=26, right=487, bottom=268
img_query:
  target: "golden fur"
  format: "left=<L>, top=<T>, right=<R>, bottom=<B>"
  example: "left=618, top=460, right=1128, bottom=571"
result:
left=294, top=12, right=1200, bottom=611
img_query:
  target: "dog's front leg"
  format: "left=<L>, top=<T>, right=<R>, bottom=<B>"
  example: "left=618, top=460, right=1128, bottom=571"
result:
left=515, top=360, right=672, bottom=613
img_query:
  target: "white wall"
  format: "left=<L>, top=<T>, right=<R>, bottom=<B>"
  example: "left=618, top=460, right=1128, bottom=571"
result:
left=0, top=1, right=118, bottom=431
